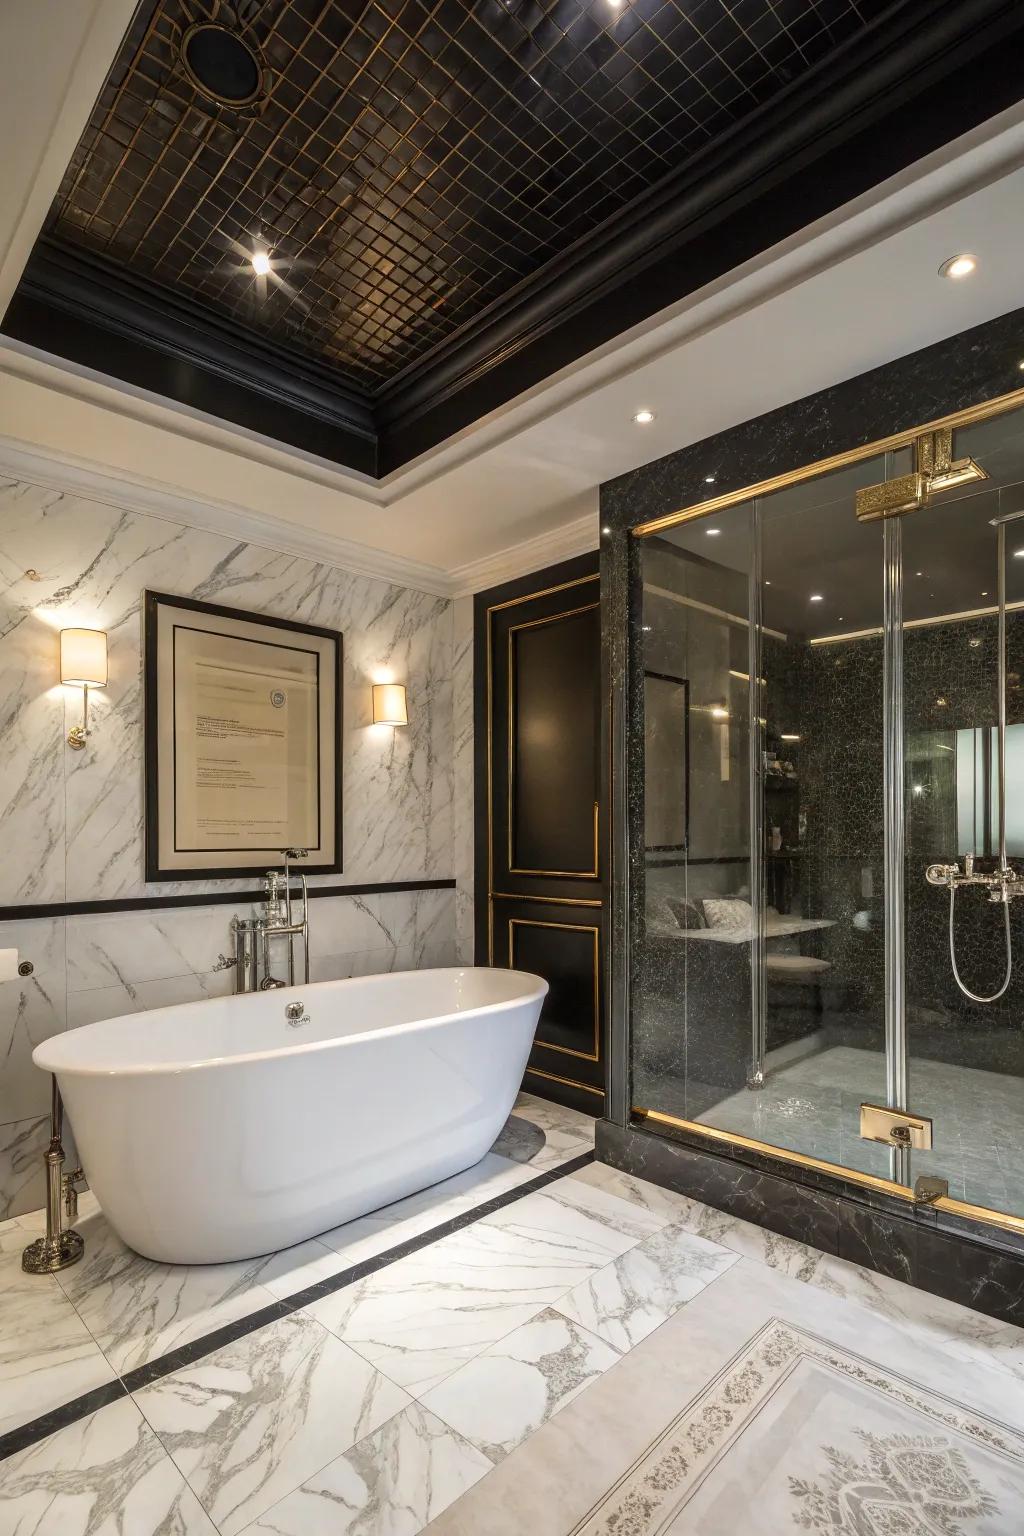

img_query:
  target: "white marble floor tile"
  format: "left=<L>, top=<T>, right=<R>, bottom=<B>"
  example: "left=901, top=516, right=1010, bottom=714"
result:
left=134, top=1311, right=409, bottom=1536
left=420, top=1306, right=620, bottom=1463
left=249, top=1236, right=351, bottom=1299
left=0, top=1251, right=117, bottom=1437
left=576, top=1165, right=1024, bottom=1389
left=510, top=1174, right=668, bottom=1245
left=565, top=1161, right=696, bottom=1225
left=478, top=1187, right=657, bottom=1268
left=246, top=1402, right=492, bottom=1536
left=53, top=1205, right=283, bottom=1374
left=555, top=1220, right=740, bottom=1352
left=317, top=1152, right=537, bottom=1268
left=307, top=1207, right=616, bottom=1398
left=514, top=1093, right=597, bottom=1145
left=0, top=1211, right=40, bottom=1255
left=492, top=1093, right=595, bottom=1173
left=0, top=1395, right=217, bottom=1535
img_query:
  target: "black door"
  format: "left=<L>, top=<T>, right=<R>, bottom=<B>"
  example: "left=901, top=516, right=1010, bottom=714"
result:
left=475, top=557, right=605, bottom=1111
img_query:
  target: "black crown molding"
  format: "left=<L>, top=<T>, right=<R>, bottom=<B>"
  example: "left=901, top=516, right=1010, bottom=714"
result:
left=4, top=0, right=1023, bottom=481
left=6, top=238, right=378, bottom=475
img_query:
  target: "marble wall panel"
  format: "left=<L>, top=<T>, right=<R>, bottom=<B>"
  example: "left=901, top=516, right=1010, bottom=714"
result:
left=0, top=472, right=467, bottom=1217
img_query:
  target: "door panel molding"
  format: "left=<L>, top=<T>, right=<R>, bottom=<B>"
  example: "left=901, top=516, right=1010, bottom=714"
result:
left=474, top=556, right=606, bottom=1107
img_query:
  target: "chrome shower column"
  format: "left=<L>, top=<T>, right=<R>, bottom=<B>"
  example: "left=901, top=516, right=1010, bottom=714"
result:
left=882, top=506, right=909, bottom=1186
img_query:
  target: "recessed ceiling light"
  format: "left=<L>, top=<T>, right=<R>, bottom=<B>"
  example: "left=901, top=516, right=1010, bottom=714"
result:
left=704, top=474, right=716, bottom=484
left=602, top=525, right=611, bottom=535
left=809, top=594, right=824, bottom=603
left=633, top=409, right=655, bottom=424
left=251, top=250, right=272, bottom=276
left=982, top=590, right=989, bottom=596
left=764, top=579, right=771, bottom=586
left=939, top=253, right=976, bottom=280
left=1014, top=549, right=1024, bottom=558
left=915, top=571, right=924, bottom=577
left=705, top=527, right=721, bottom=537
left=1019, top=360, right=1024, bottom=371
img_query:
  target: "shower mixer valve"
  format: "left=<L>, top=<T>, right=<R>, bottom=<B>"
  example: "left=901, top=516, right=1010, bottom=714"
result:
left=925, top=855, right=1024, bottom=903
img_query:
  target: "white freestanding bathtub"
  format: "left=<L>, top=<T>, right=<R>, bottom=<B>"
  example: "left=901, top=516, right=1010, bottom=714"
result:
left=34, top=967, right=547, bottom=1264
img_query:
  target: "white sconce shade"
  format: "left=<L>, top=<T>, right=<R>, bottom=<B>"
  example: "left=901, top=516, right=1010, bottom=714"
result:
left=60, top=629, right=108, bottom=687
left=372, top=683, right=408, bottom=725
left=60, top=628, right=107, bottom=749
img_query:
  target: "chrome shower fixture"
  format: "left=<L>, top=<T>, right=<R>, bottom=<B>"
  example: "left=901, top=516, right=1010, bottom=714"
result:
left=927, top=512, right=1024, bottom=1003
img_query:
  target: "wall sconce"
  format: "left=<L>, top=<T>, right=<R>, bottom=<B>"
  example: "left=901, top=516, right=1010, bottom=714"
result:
left=372, top=683, right=408, bottom=726
left=60, top=628, right=107, bottom=750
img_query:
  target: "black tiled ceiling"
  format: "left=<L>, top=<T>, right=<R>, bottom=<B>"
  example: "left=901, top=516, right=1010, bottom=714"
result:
left=48, top=0, right=894, bottom=392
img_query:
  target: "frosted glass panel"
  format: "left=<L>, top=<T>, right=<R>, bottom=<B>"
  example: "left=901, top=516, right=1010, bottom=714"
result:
left=955, top=724, right=1024, bottom=856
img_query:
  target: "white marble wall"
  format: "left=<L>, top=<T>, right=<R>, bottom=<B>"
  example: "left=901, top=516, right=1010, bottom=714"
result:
left=452, top=596, right=475, bottom=964
left=0, top=473, right=465, bottom=1217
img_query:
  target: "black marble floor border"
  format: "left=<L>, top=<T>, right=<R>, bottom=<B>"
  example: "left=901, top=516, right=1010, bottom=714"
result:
left=0, top=1149, right=595, bottom=1464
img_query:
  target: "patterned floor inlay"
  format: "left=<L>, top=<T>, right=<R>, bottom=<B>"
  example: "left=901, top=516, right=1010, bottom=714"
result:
left=569, top=1319, right=1024, bottom=1534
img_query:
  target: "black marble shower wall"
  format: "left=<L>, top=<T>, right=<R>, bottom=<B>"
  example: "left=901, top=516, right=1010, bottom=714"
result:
left=598, top=303, right=1024, bottom=1324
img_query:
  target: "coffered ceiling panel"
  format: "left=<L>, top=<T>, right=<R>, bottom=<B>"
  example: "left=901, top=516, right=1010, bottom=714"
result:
left=45, top=0, right=893, bottom=391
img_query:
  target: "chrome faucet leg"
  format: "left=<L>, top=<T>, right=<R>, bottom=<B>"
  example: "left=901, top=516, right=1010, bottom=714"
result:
left=22, top=1078, right=85, bottom=1275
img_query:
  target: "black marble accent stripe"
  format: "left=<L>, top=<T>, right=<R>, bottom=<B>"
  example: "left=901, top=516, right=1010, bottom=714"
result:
left=0, top=878, right=455, bottom=924
left=0, top=1380, right=128, bottom=1462
left=0, top=1148, right=595, bottom=1463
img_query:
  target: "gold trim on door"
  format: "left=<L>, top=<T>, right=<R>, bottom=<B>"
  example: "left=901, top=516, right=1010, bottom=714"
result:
left=509, top=917, right=600, bottom=1060
left=506, top=603, right=601, bottom=878
left=527, top=1066, right=606, bottom=1097
left=486, top=572, right=599, bottom=965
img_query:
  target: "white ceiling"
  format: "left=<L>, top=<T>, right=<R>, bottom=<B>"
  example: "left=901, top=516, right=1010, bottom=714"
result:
left=1, top=7, right=1023, bottom=597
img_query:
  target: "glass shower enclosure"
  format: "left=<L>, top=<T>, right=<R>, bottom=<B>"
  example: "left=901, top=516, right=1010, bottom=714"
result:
left=632, top=397, right=1024, bottom=1229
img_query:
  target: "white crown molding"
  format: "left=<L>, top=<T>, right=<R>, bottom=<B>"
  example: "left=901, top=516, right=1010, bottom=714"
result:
left=448, top=507, right=599, bottom=596
left=0, top=436, right=459, bottom=598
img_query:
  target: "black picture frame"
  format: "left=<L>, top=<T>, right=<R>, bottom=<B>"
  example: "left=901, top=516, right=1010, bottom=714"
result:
left=144, top=590, right=343, bottom=881
left=644, top=670, right=690, bottom=853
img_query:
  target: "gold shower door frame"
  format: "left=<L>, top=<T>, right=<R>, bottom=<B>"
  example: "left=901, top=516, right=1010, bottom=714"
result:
left=629, top=382, right=1024, bottom=1243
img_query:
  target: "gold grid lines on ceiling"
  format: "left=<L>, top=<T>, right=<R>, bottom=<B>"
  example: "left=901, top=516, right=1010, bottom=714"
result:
left=49, top=0, right=894, bottom=392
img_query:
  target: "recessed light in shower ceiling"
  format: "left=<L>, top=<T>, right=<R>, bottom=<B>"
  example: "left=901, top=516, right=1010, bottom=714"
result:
left=810, top=593, right=824, bottom=602
left=633, top=409, right=655, bottom=424
left=251, top=250, right=272, bottom=276
left=938, top=253, right=977, bottom=280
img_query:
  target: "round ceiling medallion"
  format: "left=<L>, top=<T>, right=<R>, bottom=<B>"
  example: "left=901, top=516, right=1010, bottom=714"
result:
left=179, top=22, right=265, bottom=108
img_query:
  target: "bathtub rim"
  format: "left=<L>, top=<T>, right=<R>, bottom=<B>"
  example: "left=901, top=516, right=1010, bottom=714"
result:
left=34, top=965, right=548, bottom=1079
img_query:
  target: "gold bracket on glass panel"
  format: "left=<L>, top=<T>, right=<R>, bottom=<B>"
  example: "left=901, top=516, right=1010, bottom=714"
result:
left=859, top=1103, right=933, bottom=1150
left=854, top=428, right=988, bottom=521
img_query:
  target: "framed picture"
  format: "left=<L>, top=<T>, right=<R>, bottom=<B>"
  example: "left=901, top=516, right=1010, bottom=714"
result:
left=644, top=670, right=689, bottom=852
left=144, top=591, right=343, bottom=880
